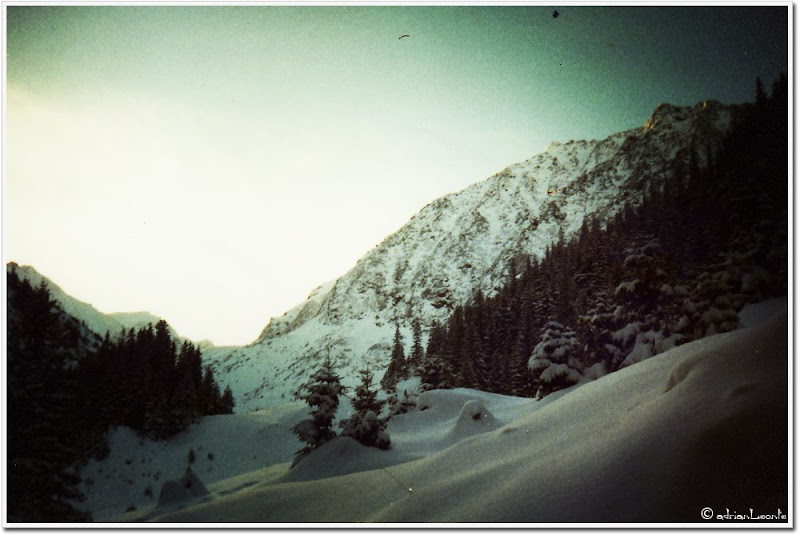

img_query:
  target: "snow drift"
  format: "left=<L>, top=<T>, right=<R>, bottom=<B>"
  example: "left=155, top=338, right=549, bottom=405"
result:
left=135, top=305, right=788, bottom=524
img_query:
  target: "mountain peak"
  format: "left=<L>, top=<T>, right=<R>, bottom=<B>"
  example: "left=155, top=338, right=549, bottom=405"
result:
left=643, top=99, right=731, bottom=132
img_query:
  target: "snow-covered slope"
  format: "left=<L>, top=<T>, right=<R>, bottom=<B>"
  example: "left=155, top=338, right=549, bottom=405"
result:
left=208, top=100, right=738, bottom=411
left=6, top=262, right=199, bottom=344
left=117, top=302, right=787, bottom=524
left=79, top=404, right=308, bottom=521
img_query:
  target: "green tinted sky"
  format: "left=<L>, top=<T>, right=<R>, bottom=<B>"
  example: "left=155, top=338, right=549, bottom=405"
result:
left=5, top=4, right=789, bottom=345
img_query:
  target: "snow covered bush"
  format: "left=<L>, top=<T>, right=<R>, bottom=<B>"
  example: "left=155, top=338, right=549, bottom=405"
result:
left=620, top=329, right=684, bottom=368
left=582, top=362, right=607, bottom=381
left=339, top=410, right=391, bottom=450
left=386, top=389, right=418, bottom=419
left=156, top=466, right=208, bottom=507
left=684, top=266, right=743, bottom=338
left=528, top=321, right=583, bottom=399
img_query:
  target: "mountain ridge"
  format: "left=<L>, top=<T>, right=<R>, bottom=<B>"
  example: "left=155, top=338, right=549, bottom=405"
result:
left=208, top=99, right=740, bottom=411
left=258, top=99, right=734, bottom=341
left=5, top=262, right=209, bottom=347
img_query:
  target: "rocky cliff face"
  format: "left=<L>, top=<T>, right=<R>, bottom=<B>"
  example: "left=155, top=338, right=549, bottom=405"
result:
left=207, top=100, right=738, bottom=411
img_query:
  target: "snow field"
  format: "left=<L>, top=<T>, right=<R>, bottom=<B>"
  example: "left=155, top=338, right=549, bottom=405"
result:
left=116, top=303, right=788, bottom=524
left=81, top=405, right=307, bottom=521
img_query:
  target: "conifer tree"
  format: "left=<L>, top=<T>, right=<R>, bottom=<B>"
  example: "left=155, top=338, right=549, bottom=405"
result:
left=352, top=369, right=383, bottom=415
left=419, top=352, right=454, bottom=392
left=292, top=356, right=347, bottom=461
left=200, top=365, right=222, bottom=415
left=463, top=321, right=488, bottom=389
left=408, top=318, right=425, bottom=374
left=220, top=385, right=236, bottom=414
left=419, top=321, right=454, bottom=391
left=339, top=369, right=390, bottom=449
left=381, top=324, right=407, bottom=390
left=755, top=76, right=768, bottom=106
left=528, top=321, right=583, bottom=399
left=6, top=272, right=92, bottom=521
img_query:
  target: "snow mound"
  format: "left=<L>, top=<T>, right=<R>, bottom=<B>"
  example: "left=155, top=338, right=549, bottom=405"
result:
left=157, top=467, right=209, bottom=507
left=738, top=296, right=787, bottom=328
left=416, top=389, right=495, bottom=415
left=282, top=437, right=409, bottom=483
left=448, top=399, right=499, bottom=439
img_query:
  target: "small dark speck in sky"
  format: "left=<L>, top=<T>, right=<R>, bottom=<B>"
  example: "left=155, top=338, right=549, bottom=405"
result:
left=399, top=34, right=409, bottom=39
left=552, top=10, right=559, bottom=19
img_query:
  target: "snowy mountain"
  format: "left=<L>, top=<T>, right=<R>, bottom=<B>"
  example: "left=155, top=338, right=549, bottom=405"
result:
left=6, top=262, right=203, bottom=345
left=208, top=100, right=738, bottom=411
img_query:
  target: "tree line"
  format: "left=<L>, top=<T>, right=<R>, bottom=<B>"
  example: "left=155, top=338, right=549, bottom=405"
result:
left=6, top=270, right=234, bottom=522
left=79, top=322, right=234, bottom=443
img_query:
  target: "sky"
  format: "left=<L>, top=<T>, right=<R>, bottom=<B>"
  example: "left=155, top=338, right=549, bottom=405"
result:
left=4, top=3, right=789, bottom=346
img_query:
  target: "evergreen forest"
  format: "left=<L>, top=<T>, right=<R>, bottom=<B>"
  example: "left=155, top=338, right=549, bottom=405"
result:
left=6, top=271, right=233, bottom=522
left=385, top=75, right=788, bottom=399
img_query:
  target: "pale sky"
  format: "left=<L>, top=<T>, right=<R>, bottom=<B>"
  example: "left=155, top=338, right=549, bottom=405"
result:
left=4, top=4, right=788, bottom=345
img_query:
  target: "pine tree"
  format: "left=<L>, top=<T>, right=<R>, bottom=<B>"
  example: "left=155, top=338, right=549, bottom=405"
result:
left=200, top=365, right=222, bottom=415
left=292, top=356, right=347, bottom=462
left=339, top=369, right=390, bottom=449
left=6, top=272, right=92, bottom=521
left=408, top=318, right=425, bottom=375
left=419, top=351, right=454, bottom=392
left=381, top=324, right=407, bottom=390
left=755, top=76, right=768, bottom=106
left=578, top=292, right=620, bottom=371
left=507, top=307, right=535, bottom=396
left=419, top=321, right=454, bottom=391
left=528, top=321, right=583, bottom=399
left=144, top=396, right=172, bottom=440
left=351, top=369, right=383, bottom=415
left=219, top=385, right=236, bottom=414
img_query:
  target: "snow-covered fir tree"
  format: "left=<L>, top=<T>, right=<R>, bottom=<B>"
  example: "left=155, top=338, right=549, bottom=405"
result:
left=527, top=321, right=583, bottom=399
left=339, top=369, right=391, bottom=449
left=292, top=355, right=347, bottom=463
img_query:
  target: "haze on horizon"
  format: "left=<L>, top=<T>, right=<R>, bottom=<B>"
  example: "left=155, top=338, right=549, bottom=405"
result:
left=4, top=4, right=788, bottom=345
